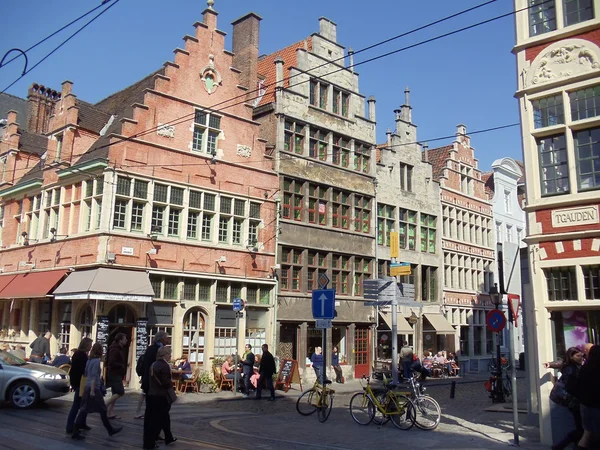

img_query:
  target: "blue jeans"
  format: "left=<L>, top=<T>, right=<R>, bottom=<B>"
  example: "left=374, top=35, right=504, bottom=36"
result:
left=401, top=361, right=413, bottom=380
left=66, top=390, right=86, bottom=433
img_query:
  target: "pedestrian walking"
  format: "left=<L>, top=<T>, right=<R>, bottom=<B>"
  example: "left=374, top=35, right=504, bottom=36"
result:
left=72, top=343, right=122, bottom=440
left=543, top=347, right=584, bottom=450
left=241, top=344, right=255, bottom=398
left=105, top=333, right=128, bottom=419
left=332, top=346, right=344, bottom=383
left=29, top=331, right=52, bottom=363
left=311, top=346, right=325, bottom=383
left=399, top=341, right=414, bottom=381
left=573, top=345, right=600, bottom=450
left=138, top=331, right=169, bottom=420
left=256, top=344, right=276, bottom=400
left=143, top=346, right=177, bottom=449
left=66, top=337, right=93, bottom=434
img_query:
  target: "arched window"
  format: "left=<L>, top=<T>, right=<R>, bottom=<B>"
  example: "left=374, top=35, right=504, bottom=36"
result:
left=107, top=304, right=135, bottom=325
left=79, top=305, right=93, bottom=338
left=183, top=308, right=205, bottom=366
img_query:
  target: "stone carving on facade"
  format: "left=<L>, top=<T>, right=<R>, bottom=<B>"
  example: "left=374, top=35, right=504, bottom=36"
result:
left=528, top=39, right=600, bottom=87
left=156, top=123, right=175, bottom=138
left=200, top=54, right=222, bottom=95
left=236, top=144, right=251, bottom=158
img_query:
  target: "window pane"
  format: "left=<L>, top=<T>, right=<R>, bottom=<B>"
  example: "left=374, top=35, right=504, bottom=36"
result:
left=537, top=134, right=570, bottom=195
left=154, top=184, right=168, bottom=203
left=204, top=193, right=216, bottom=211
left=116, top=177, right=131, bottom=196
left=189, top=190, right=202, bottom=209
left=570, top=86, right=600, bottom=121
left=529, top=0, right=557, bottom=36
left=533, top=94, right=564, bottom=128
left=170, top=187, right=184, bottom=205
left=574, top=127, right=600, bottom=191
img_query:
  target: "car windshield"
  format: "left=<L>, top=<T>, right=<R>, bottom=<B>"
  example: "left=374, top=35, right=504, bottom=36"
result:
left=0, top=350, right=27, bottom=366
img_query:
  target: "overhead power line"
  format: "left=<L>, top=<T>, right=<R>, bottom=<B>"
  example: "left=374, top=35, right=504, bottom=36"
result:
left=0, top=1, right=116, bottom=72
left=1, top=0, right=121, bottom=94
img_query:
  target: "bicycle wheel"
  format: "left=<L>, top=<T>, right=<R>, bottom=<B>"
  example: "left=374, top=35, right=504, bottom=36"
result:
left=372, top=390, right=390, bottom=425
left=388, top=394, right=415, bottom=430
left=413, top=395, right=441, bottom=430
left=503, top=376, right=512, bottom=398
left=296, top=389, right=317, bottom=416
left=349, top=392, right=375, bottom=425
left=317, top=391, right=333, bottom=423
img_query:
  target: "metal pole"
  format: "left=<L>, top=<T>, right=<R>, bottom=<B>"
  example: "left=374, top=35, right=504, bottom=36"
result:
left=234, top=312, right=239, bottom=395
left=391, top=293, right=398, bottom=384
left=322, top=327, right=327, bottom=384
left=509, top=306, right=520, bottom=446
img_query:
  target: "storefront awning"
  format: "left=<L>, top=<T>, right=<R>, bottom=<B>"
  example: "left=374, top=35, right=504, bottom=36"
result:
left=379, top=312, right=414, bottom=334
left=0, top=270, right=67, bottom=299
left=53, top=268, right=154, bottom=302
left=423, top=313, right=455, bottom=334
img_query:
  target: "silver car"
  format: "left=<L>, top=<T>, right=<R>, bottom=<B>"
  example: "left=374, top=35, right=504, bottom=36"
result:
left=0, top=350, right=70, bottom=409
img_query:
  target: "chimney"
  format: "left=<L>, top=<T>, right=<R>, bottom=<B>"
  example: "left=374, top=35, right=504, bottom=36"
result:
left=400, top=86, right=412, bottom=123
left=232, top=12, right=262, bottom=100
left=348, top=47, right=354, bottom=73
left=386, top=128, right=392, bottom=148
left=275, top=56, right=284, bottom=89
left=61, top=80, right=73, bottom=97
left=422, top=143, right=429, bottom=163
left=203, top=0, right=218, bottom=29
left=5, top=110, right=20, bottom=147
left=319, top=17, right=337, bottom=42
left=367, top=96, right=376, bottom=122
left=26, top=83, right=60, bottom=134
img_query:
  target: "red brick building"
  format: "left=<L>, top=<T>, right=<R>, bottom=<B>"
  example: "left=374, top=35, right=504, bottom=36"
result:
left=513, top=0, right=600, bottom=444
left=428, top=125, right=496, bottom=367
left=0, top=4, right=278, bottom=384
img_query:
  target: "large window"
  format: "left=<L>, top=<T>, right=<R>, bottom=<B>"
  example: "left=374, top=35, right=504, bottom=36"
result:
left=354, top=195, right=371, bottom=233
left=192, top=110, right=221, bottom=155
left=332, top=88, right=350, bottom=117
left=307, top=250, right=327, bottom=292
left=353, top=258, right=372, bottom=296
left=529, top=0, right=557, bottom=36
left=399, top=208, right=417, bottom=250
left=533, top=94, right=564, bottom=128
left=583, top=265, right=600, bottom=300
left=282, top=178, right=303, bottom=221
left=563, top=0, right=594, bottom=26
left=308, top=184, right=327, bottom=226
left=152, top=183, right=183, bottom=237
left=284, top=120, right=304, bottom=154
left=537, top=134, right=569, bottom=195
left=420, top=213, right=436, bottom=253
left=570, top=86, right=600, bottom=121
left=281, top=248, right=302, bottom=292
left=574, top=127, right=600, bottom=191
left=354, top=142, right=370, bottom=174
left=332, top=135, right=350, bottom=168
left=544, top=267, right=577, bottom=301
left=421, top=266, right=437, bottom=302
left=309, top=79, right=328, bottom=109
left=309, top=127, right=328, bottom=161
left=377, top=204, right=395, bottom=246
left=332, top=254, right=350, bottom=295
left=332, top=189, right=350, bottom=229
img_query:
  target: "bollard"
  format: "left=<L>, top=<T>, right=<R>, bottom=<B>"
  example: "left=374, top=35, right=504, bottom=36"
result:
left=450, top=380, right=456, bottom=399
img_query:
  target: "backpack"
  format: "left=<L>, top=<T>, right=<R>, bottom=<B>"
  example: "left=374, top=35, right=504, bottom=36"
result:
left=136, top=354, right=145, bottom=377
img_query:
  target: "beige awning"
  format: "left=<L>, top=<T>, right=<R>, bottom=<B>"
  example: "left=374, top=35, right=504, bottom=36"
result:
left=423, top=313, right=455, bottom=334
left=53, top=267, right=154, bottom=302
left=379, top=311, right=414, bottom=334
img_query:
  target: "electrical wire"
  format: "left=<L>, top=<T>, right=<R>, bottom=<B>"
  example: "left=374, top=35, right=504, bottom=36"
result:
left=0, top=1, right=117, bottom=71
left=0, top=0, right=121, bottom=94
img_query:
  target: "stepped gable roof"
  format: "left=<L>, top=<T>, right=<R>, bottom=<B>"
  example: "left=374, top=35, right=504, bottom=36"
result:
left=0, top=92, right=27, bottom=125
left=256, top=38, right=313, bottom=107
left=75, top=69, right=163, bottom=165
left=481, top=171, right=494, bottom=199
left=426, top=145, right=453, bottom=181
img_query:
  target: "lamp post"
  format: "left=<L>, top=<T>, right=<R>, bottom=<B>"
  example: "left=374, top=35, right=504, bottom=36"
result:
left=489, top=282, right=505, bottom=403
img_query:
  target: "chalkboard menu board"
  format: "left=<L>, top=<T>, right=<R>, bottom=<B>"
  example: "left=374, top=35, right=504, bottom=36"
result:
left=136, top=318, right=149, bottom=361
left=275, top=359, right=302, bottom=392
left=96, top=316, right=110, bottom=357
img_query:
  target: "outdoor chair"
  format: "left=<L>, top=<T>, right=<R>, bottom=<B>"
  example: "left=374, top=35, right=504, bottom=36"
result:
left=180, top=368, right=201, bottom=393
left=58, top=364, right=71, bottom=374
left=214, top=366, right=234, bottom=392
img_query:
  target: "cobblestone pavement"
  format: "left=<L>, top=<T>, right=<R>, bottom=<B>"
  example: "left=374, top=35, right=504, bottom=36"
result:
left=0, top=371, right=546, bottom=450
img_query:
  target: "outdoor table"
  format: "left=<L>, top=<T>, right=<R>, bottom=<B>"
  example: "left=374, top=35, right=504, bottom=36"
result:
left=171, top=369, right=192, bottom=393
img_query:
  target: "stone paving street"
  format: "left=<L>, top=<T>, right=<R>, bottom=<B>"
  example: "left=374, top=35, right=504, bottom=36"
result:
left=0, top=372, right=546, bottom=450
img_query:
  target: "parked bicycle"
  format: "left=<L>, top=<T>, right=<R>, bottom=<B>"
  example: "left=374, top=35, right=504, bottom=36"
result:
left=296, top=378, right=335, bottom=422
left=405, top=375, right=442, bottom=429
left=349, top=376, right=415, bottom=430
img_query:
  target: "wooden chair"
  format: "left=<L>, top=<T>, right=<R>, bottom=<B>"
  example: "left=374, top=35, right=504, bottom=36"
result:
left=214, top=366, right=234, bottom=392
left=58, top=364, right=71, bottom=374
left=180, top=368, right=201, bottom=393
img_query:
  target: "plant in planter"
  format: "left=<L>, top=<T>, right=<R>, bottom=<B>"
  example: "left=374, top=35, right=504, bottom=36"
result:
left=212, top=356, right=226, bottom=369
left=197, top=370, right=217, bottom=393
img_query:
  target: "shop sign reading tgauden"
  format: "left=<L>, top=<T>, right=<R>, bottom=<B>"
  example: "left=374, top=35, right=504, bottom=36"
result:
left=551, top=205, right=599, bottom=228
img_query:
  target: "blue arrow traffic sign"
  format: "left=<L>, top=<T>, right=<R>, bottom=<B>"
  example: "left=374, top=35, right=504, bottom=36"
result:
left=311, top=289, right=335, bottom=319
left=233, top=297, right=244, bottom=312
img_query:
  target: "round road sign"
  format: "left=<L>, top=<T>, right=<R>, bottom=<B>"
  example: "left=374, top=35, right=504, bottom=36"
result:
left=486, top=309, right=506, bottom=333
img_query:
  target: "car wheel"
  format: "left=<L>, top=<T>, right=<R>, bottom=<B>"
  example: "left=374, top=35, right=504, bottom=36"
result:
left=9, top=381, right=39, bottom=409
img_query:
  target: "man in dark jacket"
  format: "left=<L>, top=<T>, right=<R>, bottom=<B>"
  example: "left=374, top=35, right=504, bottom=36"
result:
left=256, top=344, right=276, bottom=401
left=29, top=332, right=52, bottom=363
left=106, top=333, right=128, bottom=419
left=241, top=344, right=255, bottom=398
left=141, top=331, right=169, bottom=394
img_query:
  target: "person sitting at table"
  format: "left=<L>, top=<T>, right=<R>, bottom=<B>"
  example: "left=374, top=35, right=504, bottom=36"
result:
left=251, top=355, right=261, bottom=389
left=422, top=352, right=434, bottom=370
left=446, top=352, right=459, bottom=376
left=177, top=355, right=192, bottom=379
left=221, top=356, right=241, bottom=385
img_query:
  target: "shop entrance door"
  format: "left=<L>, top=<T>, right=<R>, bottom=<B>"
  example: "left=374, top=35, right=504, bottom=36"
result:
left=107, top=304, right=136, bottom=386
left=354, top=327, right=370, bottom=378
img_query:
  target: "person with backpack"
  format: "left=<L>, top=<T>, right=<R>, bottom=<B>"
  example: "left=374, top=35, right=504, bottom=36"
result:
left=543, top=347, right=584, bottom=450
left=137, top=331, right=169, bottom=420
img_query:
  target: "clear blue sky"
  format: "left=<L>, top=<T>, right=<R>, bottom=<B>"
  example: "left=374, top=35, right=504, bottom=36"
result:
left=0, top=0, right=520, bottom=172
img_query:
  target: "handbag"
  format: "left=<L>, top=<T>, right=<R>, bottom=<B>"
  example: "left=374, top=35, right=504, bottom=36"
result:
left=79, top=376, right=87, bottom=397
left=151, top=363, right=177, bottom=405
left=550, top=378, right=574, bottom=408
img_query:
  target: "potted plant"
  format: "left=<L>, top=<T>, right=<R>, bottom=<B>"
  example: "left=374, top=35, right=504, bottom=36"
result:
left=197, top=370, right=216, bottom=393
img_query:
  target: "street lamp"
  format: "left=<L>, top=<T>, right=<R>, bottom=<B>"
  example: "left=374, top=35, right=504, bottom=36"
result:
left=489, top=283, right=505, bottom=403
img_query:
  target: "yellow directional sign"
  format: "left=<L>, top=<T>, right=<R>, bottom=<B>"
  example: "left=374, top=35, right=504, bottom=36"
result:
left=390, top=232, right=399, bottom=258
left=390, top=262, right=411, bottom=276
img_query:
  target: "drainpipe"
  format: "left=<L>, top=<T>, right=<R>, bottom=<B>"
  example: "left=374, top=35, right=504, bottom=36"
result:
left=272, top=197, right=281, bottom=350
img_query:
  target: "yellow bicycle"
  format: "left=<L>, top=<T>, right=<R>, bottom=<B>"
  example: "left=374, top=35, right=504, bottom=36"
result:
left=349, top=376, right=415, bottom=430
left=296, top=378, right=335, bottom=423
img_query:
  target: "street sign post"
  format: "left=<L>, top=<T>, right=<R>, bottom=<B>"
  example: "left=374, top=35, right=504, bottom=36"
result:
left=315, top=319, right=332, bottom=329
left=312, top=289, right=335, bottom=319
left=232, top=297, right=244, bottom=395
left=390, top=262, right=411, bottom=276
left=233, top=297, right=245, bottom=312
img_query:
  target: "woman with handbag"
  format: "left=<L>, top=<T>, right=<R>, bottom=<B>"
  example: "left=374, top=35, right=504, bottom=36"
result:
left=143, top=346, right=177, bottom=449
left=66, top=337, right=93, bottom=434
left=72, top=343, right=123, bottom=440
left=543, top=347, right=584, bottom=450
